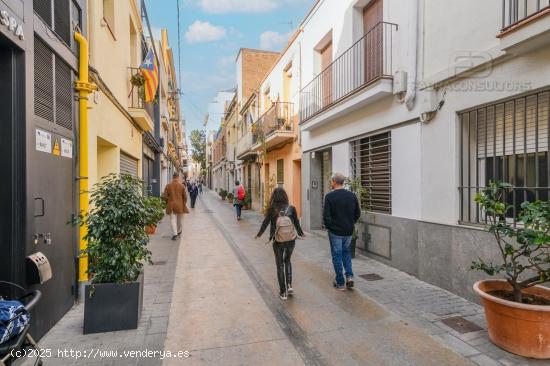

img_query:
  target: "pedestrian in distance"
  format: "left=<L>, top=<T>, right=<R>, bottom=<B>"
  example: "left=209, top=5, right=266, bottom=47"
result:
left=198, top=182, right=203, bottom=195
left=162, top=172, right=189, bottom=241
left=256, top=188, right=305, bottom=300
left=189, top=182, right=199, bottom=209
left=233, top=181, right=246, bottom=221
left=323, top=172, right=361, bottom=290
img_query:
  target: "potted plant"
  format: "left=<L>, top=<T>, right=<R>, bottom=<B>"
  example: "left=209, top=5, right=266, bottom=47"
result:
left=144, top=196, right=166, bottom=235
left=227, top=192, right=234, bottom=202
left=243, top=190, right=252, bottom=210
left=346, top=176, right=367, bottom=258
left=75, top=174, right=160, bottom=334
left=220, top=189, right=227, bottom=201
left=472, top=181, right=550, bottom=359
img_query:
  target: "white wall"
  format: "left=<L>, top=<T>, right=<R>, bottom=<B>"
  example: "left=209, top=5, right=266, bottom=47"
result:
left=331, top=142, right=350, bottom=178
left=392, top=123, right=421, bottom=219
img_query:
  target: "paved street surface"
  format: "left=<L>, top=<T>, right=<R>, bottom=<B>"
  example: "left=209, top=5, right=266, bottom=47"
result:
left=163, top=191, right=546, bottom=366
left=30, top=190, right=548, bottom=365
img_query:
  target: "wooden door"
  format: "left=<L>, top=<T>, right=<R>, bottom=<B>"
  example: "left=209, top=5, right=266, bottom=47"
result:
left=320, top=42, right=333, bottom=107
left=363, top=0, right=383, bottom=82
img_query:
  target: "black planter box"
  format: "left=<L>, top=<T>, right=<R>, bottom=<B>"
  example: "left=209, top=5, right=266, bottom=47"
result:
left=83, top=273, right=144, bottom=334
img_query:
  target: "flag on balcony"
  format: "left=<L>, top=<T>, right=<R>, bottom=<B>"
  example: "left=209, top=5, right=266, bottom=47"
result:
left=140, top=49, right=158, bottom=102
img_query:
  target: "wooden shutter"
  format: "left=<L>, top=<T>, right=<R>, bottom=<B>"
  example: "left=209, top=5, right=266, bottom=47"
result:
left=320, top=42, right=332, bottom=107
left=277, top=159, right=284, bottom=186
left=120, top=152, right=139, bottom=177
left=363, top=0, right=383, bottom=81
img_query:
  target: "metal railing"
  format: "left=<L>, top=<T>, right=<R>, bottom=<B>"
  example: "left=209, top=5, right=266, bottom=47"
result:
left=128, top=67, right=155, bottom=121
left=299, top=22, right=397, bottom=124
left=501, top=0, right=550, bottom=30
left=252, top=102, right=294, bottom=145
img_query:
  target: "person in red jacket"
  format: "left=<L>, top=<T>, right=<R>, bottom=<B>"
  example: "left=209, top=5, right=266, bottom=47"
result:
left=232, top=181, right=246, bottom=221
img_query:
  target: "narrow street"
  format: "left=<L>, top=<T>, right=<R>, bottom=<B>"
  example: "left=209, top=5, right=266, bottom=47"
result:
left=163, top=191, right=473, bottom=366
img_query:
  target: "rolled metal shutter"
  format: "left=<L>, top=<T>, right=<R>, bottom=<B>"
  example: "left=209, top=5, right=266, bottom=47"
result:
left=120, top=152, right=139, bottom=177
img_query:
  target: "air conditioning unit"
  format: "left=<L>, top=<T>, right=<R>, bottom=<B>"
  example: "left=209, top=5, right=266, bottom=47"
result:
left=393, top=70, right=407, bottom=95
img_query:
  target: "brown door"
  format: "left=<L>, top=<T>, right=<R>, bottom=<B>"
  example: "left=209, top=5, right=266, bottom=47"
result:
left=363, top=0, right=383, bottom=82
left=320, top=42, right=333, bottom=107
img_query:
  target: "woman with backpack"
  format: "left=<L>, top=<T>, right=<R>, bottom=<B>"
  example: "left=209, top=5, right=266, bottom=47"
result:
left=233, top=181, right=246, bottom=221
left=255, top=188, right=305, bottom=300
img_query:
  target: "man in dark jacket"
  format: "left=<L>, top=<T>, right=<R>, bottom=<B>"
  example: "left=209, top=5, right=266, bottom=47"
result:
left=323, top=172, right=361, bottom=290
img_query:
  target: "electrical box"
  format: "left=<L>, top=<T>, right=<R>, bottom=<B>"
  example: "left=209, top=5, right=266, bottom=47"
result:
left=393, top=70, right=407, bottom=95
left=420, top=89, right=439, bottom=114
left=26, top=252, right=52, bottom=285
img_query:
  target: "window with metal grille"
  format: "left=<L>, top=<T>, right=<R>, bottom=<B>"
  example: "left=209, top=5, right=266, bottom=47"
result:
left=54, top=0, right=71, bottom=45
left=277, top=159, right=284, bottom=188
left=351, top=132, right=391, bottom=213
left=34, top=36, right=74, bottom=130
left=34, top=0, right=52, bottom=26
left=459, top=89, right=550, bottom=225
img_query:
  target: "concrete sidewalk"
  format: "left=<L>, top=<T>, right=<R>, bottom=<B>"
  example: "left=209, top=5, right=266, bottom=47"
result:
left=163, top=191, right=527, bottom=366
left=23, top=216, right=181, bottom=366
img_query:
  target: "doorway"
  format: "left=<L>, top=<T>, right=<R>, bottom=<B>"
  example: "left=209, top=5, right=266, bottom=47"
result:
left=0, top=36, right=25, bottom=286
left=309, top=148, right=332, bottom=230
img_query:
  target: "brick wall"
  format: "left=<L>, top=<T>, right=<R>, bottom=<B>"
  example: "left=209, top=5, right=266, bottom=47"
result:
left=241, top=49, right=280, bottom=103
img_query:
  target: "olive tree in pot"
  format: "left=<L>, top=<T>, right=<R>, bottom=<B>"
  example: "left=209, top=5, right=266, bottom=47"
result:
left=75, top=174, right=162, bottom=334
left=472, top=181, right=550, bottom=358
left=345, top=176, right=367, bottom=259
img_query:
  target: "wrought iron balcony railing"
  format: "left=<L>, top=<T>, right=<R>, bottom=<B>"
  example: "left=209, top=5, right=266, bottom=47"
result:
left=501, top=0, right=550, bottom=31
left=252, top=102, right=294, bottom=146
left=128, top=67, right=155, bottom=122
left=299, top=22, right=397, bottom=124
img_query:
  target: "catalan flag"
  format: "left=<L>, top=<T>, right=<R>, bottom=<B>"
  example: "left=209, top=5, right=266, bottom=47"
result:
left=140, top=49, right=159, bottom=102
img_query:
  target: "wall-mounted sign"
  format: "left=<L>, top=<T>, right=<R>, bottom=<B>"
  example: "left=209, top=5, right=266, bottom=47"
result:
left=61, top=138, right=73, bottom=158
left=36, top=129, right=52, bottom=153
left=0, top=10, right=25, bottom=41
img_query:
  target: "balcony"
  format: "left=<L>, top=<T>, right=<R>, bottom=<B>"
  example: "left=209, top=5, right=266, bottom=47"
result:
left=299, top=22, right=397, bottom=130
left=499, top=0, right=550, bottom=51
left=251, top=102, right=295, bottom=152
left=128, top=68, right=154, bottom=132
left=236, top=131, right=256, bottom=160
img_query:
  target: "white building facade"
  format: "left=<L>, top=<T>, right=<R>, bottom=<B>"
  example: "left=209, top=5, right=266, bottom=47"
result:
left=294, top=0, right=550, bottom=301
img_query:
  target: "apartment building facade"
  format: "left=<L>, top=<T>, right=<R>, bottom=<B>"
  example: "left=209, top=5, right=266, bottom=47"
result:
left=293, top=0, right=550, bottom=301
left=0, top=0, right=86, bottom=338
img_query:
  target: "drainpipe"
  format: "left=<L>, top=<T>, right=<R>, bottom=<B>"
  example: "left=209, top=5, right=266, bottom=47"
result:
left=404, top=0, right=419, bottom=111
left=74, top=32, right=97, bottom=283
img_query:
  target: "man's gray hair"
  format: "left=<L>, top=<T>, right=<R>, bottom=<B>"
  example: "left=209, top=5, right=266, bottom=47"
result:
left=331, top=172, right=346, bottom=185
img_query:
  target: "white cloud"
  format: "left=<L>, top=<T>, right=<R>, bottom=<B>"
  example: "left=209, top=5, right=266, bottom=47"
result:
left=260, top=31, right=290, bottom=51
left=185, top=21, right=227, bottom=43
left=199, top=0, right=278, bottom=13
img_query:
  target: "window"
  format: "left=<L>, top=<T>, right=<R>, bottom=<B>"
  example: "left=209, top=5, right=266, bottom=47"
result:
left=103, top=0, right=116, bottom=36
left=459, top=89, right=550, bottom=225
left=351, top=132, right=391, bottom=213
left=34, top=0, right=74, bottom=47
left=277, top=159, right=284, bottom=188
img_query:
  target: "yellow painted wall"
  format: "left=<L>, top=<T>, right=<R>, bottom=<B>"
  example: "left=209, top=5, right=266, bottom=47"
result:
left=87, top=0, right=144, bottom=188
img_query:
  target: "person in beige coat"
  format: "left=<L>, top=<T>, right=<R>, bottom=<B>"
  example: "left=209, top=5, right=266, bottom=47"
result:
left=163, top=172, right=189, bottom=240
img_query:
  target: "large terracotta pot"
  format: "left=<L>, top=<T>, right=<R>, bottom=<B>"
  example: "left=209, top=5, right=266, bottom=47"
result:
left=145, top=225, right=156, bottom=235
left=473, top=279, right=550, bottom=359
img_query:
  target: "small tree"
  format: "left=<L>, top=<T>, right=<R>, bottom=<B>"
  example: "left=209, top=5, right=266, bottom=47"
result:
left=345, top=176, right=367, bottom=240
left=473, top=181, right=550, bottom=303
left=190, top=129, right=206, bottom=170
left=76, top=174, right=161, bottom=284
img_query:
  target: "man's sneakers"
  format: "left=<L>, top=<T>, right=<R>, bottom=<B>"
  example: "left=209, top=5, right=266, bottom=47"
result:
left=279, top=291, right=288, bottom=300
left=287, top=286, right=294, bottom=296
left=333, top=281, right=347, bottom=291
left=346, top=276, right=354, bottom=289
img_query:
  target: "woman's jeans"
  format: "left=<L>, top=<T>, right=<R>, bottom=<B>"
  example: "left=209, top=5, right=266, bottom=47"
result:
left=328, top=233, right=353, bottom=286
left=235, top=204, right=242, bottom=218
left=272, top=241, right=295, bottom=294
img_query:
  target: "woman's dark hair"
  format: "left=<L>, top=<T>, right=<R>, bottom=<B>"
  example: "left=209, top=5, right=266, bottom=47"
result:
left=267, top=187, right=289, bottom=217
left=235, top=181, right=240, bottom=186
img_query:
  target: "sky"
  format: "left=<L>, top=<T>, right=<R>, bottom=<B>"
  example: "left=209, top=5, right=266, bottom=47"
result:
left=144, top=0, right=314, bottom=143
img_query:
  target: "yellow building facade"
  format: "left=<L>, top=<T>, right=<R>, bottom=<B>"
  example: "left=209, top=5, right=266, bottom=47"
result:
left=86, top=0, right=153, bottom=187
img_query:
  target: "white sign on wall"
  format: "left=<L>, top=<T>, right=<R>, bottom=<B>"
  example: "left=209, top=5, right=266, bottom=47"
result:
left=61, top=138, right=73, bottom=158
left=35, top=129, right=52, bottom=153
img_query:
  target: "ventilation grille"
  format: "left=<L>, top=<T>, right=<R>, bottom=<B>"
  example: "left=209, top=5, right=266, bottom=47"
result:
left=55, top=59, right=73, bottom=130
left=54, top=0, right=71, bottom=45
left=34, top=0, right=52, bottom=26
left=34, top=37, right=54, bottom=123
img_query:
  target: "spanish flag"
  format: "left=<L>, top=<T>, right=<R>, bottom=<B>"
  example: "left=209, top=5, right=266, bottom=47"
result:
left=140, top=49, right=159, bottom=102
